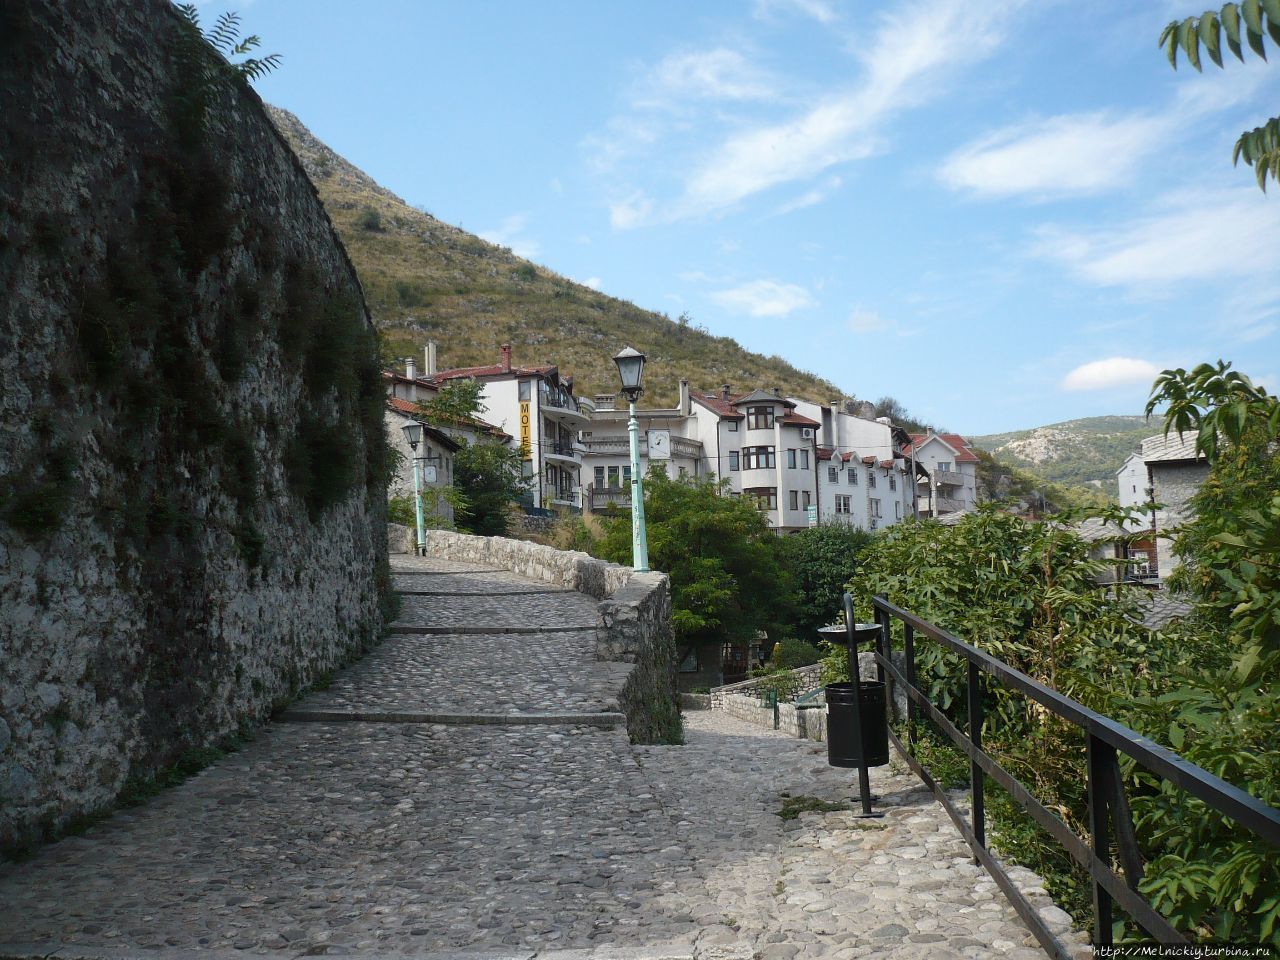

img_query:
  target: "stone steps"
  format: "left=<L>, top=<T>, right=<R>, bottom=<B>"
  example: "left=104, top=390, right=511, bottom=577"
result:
left=278, top=708, right=625, bottom=727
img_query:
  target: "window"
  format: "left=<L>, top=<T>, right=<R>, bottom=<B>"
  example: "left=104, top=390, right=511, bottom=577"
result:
left=835, top=495, right=852, bottom=514
left=848, top=468, right=858, bottom=485
left=743, top=446, right=775, bottom=469
left=728, top=451, right=740, bottom=471
left=828, top=467, right=838, bottom=483
left=895, top=501, right=901, bottom=519
left=594, top=466, right=605, bottom=488
left=518, top=380, right=531, bottom=401
left=889, top=475, right=896, bottom=491
left=868, top=471, right=877, bottom=488
left=870, top=498, right=881, bottom=518
left=789, top=490, right=799, bottom=510
left=787, top=449, right=796, bottom=469
left=607, top=465, right=620, bottom=488
left=747, top=406, right=775, bottom=430
left=802, top=490, right=811, bottom=508
left=870, top=518, right=878, bottom=530
left=937, top=461, right=952, bottom=472
left=744, top=487, right=778, bottom=510
left=728, top=420, right=739, bottom=432
left=521, top=461, right=534, bottom=478
left=623, top=465, right=632, bottom=484
left=800, top=450, right=809, bottom=470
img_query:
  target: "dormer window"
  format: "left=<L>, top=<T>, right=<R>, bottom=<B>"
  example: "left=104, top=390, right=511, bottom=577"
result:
left=747, top=406, right=774, bottom=430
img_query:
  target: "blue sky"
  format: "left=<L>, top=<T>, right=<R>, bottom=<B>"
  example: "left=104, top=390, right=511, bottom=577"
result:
left=234, top=0, right=1280, bottom=434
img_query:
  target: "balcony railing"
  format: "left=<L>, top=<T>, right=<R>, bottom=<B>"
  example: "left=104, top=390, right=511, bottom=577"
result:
left=587, top=484, right=630, bottom=512
left=542, top=438, right=582, bottom=458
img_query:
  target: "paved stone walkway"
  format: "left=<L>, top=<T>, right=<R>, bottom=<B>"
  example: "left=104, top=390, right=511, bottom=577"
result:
left=0, top=556, right=1085, bottom=960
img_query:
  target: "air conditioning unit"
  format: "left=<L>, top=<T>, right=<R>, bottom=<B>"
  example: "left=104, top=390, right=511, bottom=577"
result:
left=800, top=428, right=814, bottom=440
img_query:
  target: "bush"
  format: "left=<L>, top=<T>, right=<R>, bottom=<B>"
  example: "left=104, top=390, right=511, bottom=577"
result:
left=593, top=470, right=796, bottom=651
left=770, top=638, right=822, bottom=669
left=777, top=522, right=874, bottom=641
left=357, top=207, right=383, bottom=231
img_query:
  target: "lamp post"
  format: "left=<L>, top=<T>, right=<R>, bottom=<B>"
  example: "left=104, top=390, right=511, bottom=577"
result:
left=613, top=346, right=649, bottom=573
left=400, top=421, right=427, bottom=555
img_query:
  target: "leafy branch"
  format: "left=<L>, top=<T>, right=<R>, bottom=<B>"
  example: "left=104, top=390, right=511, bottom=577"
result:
left=171, top=5, right=281, bottom=139
left=1159, top=2, right=1280, bottom=189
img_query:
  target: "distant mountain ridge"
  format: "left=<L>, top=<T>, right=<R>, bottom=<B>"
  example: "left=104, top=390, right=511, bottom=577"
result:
left=971, top=415, right=1156, bottom=490
left=267, top=106, right=845, bottom=408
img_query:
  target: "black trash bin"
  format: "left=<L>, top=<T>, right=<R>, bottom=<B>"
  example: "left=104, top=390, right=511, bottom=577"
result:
left=826, top=681, right=889, bottom=767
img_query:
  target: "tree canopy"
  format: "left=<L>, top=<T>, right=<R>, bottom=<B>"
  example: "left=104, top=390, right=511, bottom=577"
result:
left=1161, top=2, right=1280, bottom=189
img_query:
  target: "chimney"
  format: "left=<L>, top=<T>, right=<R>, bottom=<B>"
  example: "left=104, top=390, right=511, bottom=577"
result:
left=500, top=343, right=512, bottom=372
left=405, top=356, right=417, bottom=381
left=722, top=383, right=731, bottom=400
left=679, top=378, right=690, bottom=416
left=424, top=341, right=437, bottom=376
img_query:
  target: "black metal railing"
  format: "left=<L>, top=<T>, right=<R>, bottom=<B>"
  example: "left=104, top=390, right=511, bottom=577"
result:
left=870, top=595, right=1280, bottom=957
left=587, top=484, right=630, bottom=511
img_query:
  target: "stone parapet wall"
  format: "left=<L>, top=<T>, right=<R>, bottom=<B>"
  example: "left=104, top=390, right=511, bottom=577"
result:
left=422, top=530, right=632, bottom=599
left=422, top=532, right=679, bottom=743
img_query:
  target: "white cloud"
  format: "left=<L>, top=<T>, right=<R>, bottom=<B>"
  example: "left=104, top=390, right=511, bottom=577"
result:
left=1035, top=189, right=1280, bottom=289
left=581, top=276, right=603, bottom=290
left=609, top=192, right=654, bottom=229
left=674, top=0, right=1023, bottom=218
left=940, top=113, right=1167, bottom=199
left=940, top=66, right=1272, bottom=201
left=754, top=0, right=839, bottom=23
left=638, top=48, right=777, bottom=105
left=479, top=214, right=540, bottom=260
left=776, top=175, right=843, bottom=214
left=847, top=307, right=890, bottom=333
left=1061, top=358, right=1160, bottom=392
left=712, top=279, right=816, bottom=317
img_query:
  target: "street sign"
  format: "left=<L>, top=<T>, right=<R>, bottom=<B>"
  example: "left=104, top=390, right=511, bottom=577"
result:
left=806, top=505, right=818, bottom=527
left=423, top=466, right=437, bottom=484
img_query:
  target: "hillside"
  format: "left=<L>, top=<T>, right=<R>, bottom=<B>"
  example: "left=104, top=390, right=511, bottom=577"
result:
left=267, top=107, right=842, bottom=407
left=971, top=415, right=1155, bottom=491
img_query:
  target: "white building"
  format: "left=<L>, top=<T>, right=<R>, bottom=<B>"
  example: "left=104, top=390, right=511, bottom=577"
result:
left=1116, top=451, right=1148, bottom=511
left=791, top=399, right=917, bottom=531
left=904, top=433, right=980, bottom=517
left=580, top=380, right=704, bottom=511
left=430, top=344, right=589, bottom=511
left=383, top=356, right=510, bottom=526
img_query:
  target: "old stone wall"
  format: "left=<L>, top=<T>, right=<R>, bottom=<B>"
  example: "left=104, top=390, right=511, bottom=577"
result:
left=422, top=531, right=680, bottom=743
left=0, top=0, right=388, bottom=852
left=1152, top=461, right=1210, bottom=578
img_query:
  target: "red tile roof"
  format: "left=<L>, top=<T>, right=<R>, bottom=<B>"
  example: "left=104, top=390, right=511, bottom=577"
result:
left=903, top=432, right=978, bottom=462
left=817, top=447, right=835, bottom=461
left=433, top=362, right=557, bottom=380
left=692, top=393, right=746, bottom=419
left=386, top=397, right=510, bottom=440
left=780, top=413, right=820, bottom=427
left=383, top=370, right=440, bottom=389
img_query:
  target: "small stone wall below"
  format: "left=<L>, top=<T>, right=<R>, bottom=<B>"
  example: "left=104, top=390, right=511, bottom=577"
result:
left=421, top=531, right=679, bottom=744
left=422, top=530, right=632, bottom=599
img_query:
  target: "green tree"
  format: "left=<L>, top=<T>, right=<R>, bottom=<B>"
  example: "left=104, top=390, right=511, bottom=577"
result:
left=594, top=470, right=796, bottom=653
left=1160, top=3, right=1280, bottom=189
left=777, top=522, right=874, bottom=641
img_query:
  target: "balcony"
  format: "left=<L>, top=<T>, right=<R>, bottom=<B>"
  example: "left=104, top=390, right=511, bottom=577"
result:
left=539, top=390, right=589, bottom=423
left=542, top=437, right=583, bottom=463
left=587, top=484, right=630, bottom=512
left=933, top=471, right=965, bottom=487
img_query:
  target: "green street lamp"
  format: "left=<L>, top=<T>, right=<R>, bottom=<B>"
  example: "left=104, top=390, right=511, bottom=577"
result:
left=400, top=420, right=426, bottom=555
left=613, top=346, right=650, bottom=573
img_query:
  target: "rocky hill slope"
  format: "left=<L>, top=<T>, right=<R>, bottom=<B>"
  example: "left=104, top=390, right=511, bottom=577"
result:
left=268, top=107, right=841, bottom=407
left=971, top=415, right=1155, bottom=490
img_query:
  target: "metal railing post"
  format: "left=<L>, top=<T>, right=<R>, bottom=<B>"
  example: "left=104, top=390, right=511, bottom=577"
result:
left=967, top=660, right=986, bottom=858
left=1088, top=733, right=1115, bottom=947
left=904, top=623, right=917, bottom=748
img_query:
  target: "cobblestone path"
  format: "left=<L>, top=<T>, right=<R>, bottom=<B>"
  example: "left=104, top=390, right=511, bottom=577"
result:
left=0, top=557, right=1083, bottom=960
